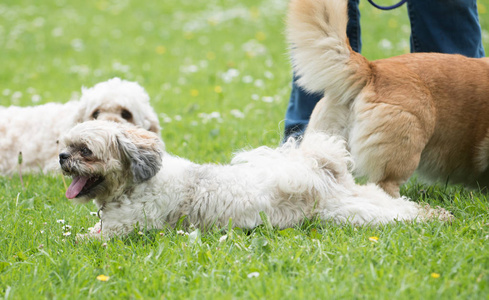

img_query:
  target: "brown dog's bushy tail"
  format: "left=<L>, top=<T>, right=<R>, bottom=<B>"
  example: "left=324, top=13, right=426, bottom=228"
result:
left=287, top=0, right=370, bottom=104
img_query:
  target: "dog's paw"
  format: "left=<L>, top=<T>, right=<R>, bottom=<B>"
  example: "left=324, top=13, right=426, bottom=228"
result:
left=76, top=232, right=103, bottom=241
left=89, top=221, right=102, bottom=234
left=76, top=222, right=104, bottom=240
left=420, top=204, right=454, bottom=222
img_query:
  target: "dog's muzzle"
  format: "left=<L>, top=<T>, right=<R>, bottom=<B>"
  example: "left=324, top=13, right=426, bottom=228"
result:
left=59, top=152, right=71, bottom=166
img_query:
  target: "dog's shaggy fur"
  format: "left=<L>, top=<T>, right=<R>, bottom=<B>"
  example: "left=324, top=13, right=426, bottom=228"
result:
left=288, top=0, right=489, bottom=197
left=0, top=78, right=160, bottom=175
left=60, top=121, right=451, bottom=238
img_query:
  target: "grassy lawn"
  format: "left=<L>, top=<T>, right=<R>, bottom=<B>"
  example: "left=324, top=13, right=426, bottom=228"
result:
left=1, top=0, right=489, bottom=298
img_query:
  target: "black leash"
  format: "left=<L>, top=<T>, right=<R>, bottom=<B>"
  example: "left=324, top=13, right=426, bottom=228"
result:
left=368, top=0, right=407, bottom=10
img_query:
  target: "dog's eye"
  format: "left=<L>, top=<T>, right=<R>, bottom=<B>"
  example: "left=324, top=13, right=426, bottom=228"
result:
left=92, top=110, right=100, bottom=119
left=121, top=109, right=132, bottom=120
left=80, top=147, right=92, bottom=157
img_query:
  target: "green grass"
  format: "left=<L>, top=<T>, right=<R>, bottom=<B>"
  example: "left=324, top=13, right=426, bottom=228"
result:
left=1, top=0, right=489, bottom=298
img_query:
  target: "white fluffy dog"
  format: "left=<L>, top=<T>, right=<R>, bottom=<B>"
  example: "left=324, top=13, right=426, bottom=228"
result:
left=0, top=78, right=160, bottom=175
left=59, top=121, right=451, bottom=238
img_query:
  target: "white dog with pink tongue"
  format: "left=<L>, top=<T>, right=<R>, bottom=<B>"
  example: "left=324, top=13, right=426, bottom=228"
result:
left=66, top=177, right=94, bottom=199
left=59, top=121, right=452, bottom=238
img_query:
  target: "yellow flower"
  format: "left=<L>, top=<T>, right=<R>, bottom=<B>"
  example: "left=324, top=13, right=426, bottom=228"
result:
left=207, top=18, right=218, bottom=26
left=255, top=31, right=266, bottom=41
left=190, top=89, right=199, bottom=97
left=214, top=86, right=222, bottom=94
left=388, top=19, right=398, bottom=29
left=250, top=7, right=260, bottom=19
left=368, top=236, right=379, bottom=242
left=155, top=46, right=166, bottom=55
left=206, top=52, right=216, bottom=60
left=431, top=273, right=440, bottom=279
left=97, top=275, right=110, bottom=282
left=479, top=4, right=486, bottom=14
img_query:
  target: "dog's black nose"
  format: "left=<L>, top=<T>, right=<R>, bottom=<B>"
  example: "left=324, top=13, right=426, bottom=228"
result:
left=59, top=152, right=71, bottom=164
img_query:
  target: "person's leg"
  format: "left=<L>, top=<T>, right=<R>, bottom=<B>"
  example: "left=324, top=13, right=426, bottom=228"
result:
left=346, top=0, right=362, bottom=53
left=407, top=0, right=485, bottom=57
left=284, top=0, right=361, bottom=140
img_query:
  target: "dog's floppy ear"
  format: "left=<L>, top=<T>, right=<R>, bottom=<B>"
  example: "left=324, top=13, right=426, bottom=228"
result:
left=117, top=127, right=163, bottom=183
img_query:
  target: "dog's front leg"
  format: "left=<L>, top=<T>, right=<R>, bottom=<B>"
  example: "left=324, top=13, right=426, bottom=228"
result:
left=76, top=221, right=104, bottom=240
left=76, top=219, right=134, bottom=240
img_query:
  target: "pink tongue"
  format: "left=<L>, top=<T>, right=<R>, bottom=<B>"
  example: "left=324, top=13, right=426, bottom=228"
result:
left=66, top=176, right=89, bottom=199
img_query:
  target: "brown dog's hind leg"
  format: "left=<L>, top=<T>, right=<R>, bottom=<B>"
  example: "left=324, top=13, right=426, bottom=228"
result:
left=378, top=179, right=403, bottom=198
left=349, top=96, right=434, bottom=197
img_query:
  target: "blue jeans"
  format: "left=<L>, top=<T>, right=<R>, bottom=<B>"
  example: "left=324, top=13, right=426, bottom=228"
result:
left=284, top=0, right=485, bottom=139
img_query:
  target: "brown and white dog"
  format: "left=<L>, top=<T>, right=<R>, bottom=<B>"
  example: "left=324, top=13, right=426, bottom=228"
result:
left=288, top=0, right=489, bottom=197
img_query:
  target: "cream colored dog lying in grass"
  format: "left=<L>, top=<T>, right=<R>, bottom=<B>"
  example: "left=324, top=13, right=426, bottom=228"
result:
left=59, top=121, right=451, bottom=238
left=0, top=78, right=160, bottom=175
